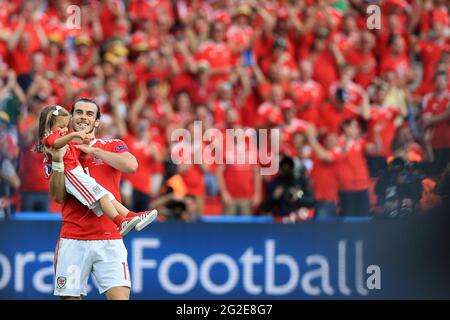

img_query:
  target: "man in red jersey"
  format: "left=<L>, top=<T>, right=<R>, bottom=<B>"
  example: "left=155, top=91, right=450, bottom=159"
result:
left=305, top=125, right=342, bottom=219
left=421, top=71, right=450, bottom=175
left=47, top=98, right=155, bottom=300
left=336, top=119, right=382, bottom=216
left=366, top=82, right=407, bottom=177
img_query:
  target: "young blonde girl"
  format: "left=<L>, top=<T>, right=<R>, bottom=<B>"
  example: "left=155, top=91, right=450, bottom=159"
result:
left=36, top=105, right=157, bottom=236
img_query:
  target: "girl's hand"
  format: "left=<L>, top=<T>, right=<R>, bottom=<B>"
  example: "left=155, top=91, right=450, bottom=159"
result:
left=75, top=131, right=89, bottom=140
left=44, top=145, right=69, bottom=162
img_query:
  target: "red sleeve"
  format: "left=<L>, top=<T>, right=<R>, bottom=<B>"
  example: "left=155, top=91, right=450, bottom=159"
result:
left=42, top=131, right=61, bottom=147
left=105, top=139, right=129, bottom=153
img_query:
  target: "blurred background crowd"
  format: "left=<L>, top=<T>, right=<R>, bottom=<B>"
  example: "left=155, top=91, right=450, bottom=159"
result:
left=0, top=0, right=448, bottom=222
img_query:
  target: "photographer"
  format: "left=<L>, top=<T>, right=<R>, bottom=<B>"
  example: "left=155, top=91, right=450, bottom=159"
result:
left=151, top=160, right=199, bottom=222
left=260, top=155, right=315, bottom=222
left=375, top=157, right=423, bottom=217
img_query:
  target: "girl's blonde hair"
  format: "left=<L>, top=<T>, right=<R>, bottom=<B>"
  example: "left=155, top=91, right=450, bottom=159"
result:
left=35, top=105, right=70, bottom=153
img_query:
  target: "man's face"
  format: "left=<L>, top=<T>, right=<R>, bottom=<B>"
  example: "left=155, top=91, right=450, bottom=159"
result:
left=19, top=33, right=30, bottom=48
left=435, top=75, right=448, bottom=91
left=314, top=37, right=327, bottom=51
left=0, top=63, right=8, bottom=78
left=71, top=101, right=99, bottom=133
left=225, top=108, right=239, bottom=125
left=212, top=24, right=225, bottom=42
left=376, top=87, right=387, bottom=103
left=325, top=133, right=338, bottom=149
left=361, top=32, right=375, bottom=52
left=392, top=37, right=405, bottom=55
left=32, top=53, right=45, bottom=73
left=344, top=120, right=360, bottom=138
left=343, top=16, right=356, bottom=32
left=300, top=61, right=312, bottom=80
left=271, top=85, right=284, bottom=104
left=292, top=132, right=306, bottom=148
left=148, top=84, right=160, bottom=100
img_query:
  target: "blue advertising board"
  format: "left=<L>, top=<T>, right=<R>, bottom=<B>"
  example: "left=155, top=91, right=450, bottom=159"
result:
left=0, top=216, right=449, bottom=299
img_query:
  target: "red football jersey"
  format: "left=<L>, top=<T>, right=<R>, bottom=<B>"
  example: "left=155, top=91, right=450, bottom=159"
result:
left=318, top=103, right=360, bottom=134
left=291, top=80, right=324, bottom=124
left=195, top=40, right=232, bottom=88
left=345, top=49, right=377, bottom=89
left=367, top=105, right=399, bottom=157
left=422, top=93, right=450, bottom=149
left=122, top=133, right=157, bottom=195
left=415, top=40, right=450, bottom=95
left=336, top=138, right=371, bottom=192
left=56, top=139, right=129, bottom=240
left=257, top=102, right=283, bottom=127
left=310, top=147, right=343, bottom=201
left=221, top=129, right=259, bottom=199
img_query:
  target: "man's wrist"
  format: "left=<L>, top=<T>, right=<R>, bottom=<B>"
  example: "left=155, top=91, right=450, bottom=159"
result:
left=91, top=147, right=100, bottom=157
left=52, top=161, right=64, bottom=172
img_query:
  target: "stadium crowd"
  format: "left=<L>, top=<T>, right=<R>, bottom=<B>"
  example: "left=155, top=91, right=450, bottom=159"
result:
left=0, top=0, right=448, bottom=222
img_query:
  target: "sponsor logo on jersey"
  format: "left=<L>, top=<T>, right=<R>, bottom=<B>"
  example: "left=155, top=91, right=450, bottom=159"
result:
left=115, top=145, right=128, bottom=152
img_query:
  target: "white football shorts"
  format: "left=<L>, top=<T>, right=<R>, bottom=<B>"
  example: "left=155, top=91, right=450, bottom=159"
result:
left=53, top=238, right=131, bottom=297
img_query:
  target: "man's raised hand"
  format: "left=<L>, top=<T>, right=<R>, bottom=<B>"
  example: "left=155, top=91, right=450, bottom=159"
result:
left=74, top=144, right=97, bottom=156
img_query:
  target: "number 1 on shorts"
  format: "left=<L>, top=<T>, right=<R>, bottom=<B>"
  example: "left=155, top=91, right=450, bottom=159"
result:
left=122, top=262, right=127, bottom=280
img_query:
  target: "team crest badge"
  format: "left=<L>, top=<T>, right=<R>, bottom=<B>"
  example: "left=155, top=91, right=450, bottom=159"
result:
left=56, top=276, right=67, bottom=289
left=92, top=186, right=102, bottom=195
left=93, top=157, right=104, bottom=165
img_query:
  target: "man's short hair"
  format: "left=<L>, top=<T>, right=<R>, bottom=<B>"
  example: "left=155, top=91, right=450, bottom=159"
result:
left=147, top=78, right=160, bottom=88
left=280, top=155, right=295, bottom=169
left=71, top=97, right=101, bottom=120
